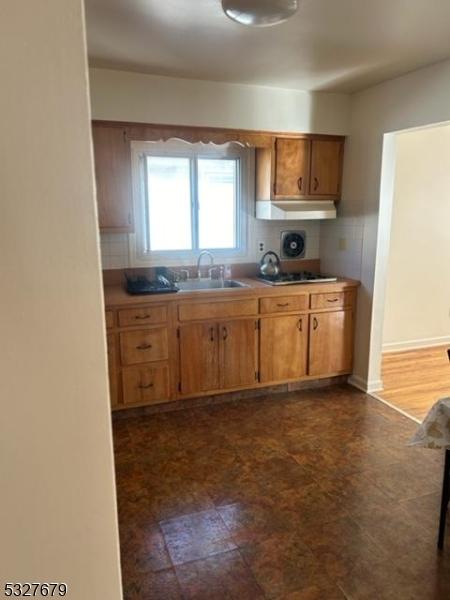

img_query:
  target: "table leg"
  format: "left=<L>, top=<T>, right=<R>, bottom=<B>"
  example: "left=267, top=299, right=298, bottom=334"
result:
left=438, top=449, right=450, bottom=550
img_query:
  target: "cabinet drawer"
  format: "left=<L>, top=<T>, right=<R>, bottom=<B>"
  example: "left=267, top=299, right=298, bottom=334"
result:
left=105, top=310, right=114, bottom=329
left=178, top=298, right=257, bottom=322
left=107, top=334, right=118, bottom=407
left=120, top=328, right=168, bottom=365
left=118, top=305, right=167, bottom=327
left=310, top=291, right=352, bottom=310
left=260, top=295, right=308, bottom=314
left=122, top=363, right=170, bottom=406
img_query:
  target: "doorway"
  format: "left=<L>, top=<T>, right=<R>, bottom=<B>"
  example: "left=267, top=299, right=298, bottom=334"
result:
left=371, top=123, right=450, bottom=421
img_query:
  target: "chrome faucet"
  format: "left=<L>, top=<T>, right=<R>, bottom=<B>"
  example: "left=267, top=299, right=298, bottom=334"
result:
left=197, top=250, right=214, bottom=279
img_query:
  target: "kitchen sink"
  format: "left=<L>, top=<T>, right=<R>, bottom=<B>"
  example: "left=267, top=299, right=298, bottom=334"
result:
left=177, top=279, right=249, bottom=291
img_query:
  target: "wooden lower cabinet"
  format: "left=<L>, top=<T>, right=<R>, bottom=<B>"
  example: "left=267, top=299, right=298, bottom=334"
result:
left=179, top=318, right=258, bottom=396
left=260, top=315, right=308, bottom=383
left=122, top=363, right=170, bottom=405
left=179, top=322, right=220, bottom=395
left=309, top=310, right=353, bottom=376
left=107, top=334, right=118, bottom=407
left=219, top=319, right=258, bottom=389
left=106, top=286, right=357, bottom=409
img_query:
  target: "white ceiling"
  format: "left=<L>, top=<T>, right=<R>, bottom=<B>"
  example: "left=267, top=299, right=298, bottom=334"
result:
left=85, top=0, right=450, bottom=93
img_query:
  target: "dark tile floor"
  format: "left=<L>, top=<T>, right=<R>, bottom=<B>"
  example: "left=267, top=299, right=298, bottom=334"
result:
left=113, top=385, right=450, bottom=599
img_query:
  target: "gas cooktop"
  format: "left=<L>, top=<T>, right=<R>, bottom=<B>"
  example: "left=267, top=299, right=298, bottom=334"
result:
left=259, top=271, right=338, bottom=286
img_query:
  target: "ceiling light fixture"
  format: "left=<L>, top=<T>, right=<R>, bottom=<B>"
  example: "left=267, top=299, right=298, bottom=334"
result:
left=222, top=0, right=299, bottom=27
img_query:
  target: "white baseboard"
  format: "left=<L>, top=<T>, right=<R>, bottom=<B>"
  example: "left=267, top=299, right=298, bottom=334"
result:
left=348, top=375, right=383, bottom=393
left=382, top=336, right=450, bottom=353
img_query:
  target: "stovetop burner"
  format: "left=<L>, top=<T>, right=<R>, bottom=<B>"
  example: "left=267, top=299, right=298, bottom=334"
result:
left=259, top=271, right=338, bottom=286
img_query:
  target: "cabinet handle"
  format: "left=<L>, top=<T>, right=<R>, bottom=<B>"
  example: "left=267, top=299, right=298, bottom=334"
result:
left=277, top=302, right=289, bottom=307
left=136, top=343, right=152, bottom=350
left=327, top=298, right=339, bottom=303
left=135, top=314, right=151, bottom=320
left=313, top=177, right=319, bottom=191
left=313, top=317, right=318, bottom=330
left=297, top=177, right=302, bottom=191
left=222, top=326, right=228, bottom=340
left=210, top=327, right=214, bottom=342
left=138, top=382, right=153, bottom=389
left=297, top=319, right=302, bottom=332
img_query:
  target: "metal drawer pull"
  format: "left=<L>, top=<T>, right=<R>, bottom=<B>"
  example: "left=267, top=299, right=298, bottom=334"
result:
left=297, top=319, right=302, bottom=332
left=313, top=177, right=319, bottom=191
left=138, top=383, right=154, bottom=389
left=313, top=317, right=318, bottom=330
left=135, top=314, right=151, bottom=319
left=136, top=343, right=152, bottom=350
left=297, top=177, right=302, bottom=191
left=222, top=326, right=228, bottom=340
left=327, top=298, right=339, bottom=303
left=277, top=302, right=289, bottom=307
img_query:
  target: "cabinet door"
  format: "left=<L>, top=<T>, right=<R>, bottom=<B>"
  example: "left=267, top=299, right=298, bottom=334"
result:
left=179, top=322, right=220, bottom=395
left=260, top=315, right=308, bottom=383
left=92, top=123, right=133, bottom=232
left=309, top=139, right=343, bottom=197
left=219, top=319, right=258, bottom=389
left=309, top=310, right=353, bottom=376
left=274, top=138, right=310, bottom=198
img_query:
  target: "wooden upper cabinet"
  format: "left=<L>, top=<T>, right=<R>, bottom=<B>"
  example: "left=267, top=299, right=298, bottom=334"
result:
left=310, top=139, right=344, bottom=198
left=273, top=138, right=310, bottom=198
left=92, top=123, right=134, bottom=232
left=308, top=310, right=353, bottom=377
left=255, top=135, right=345, bottom=201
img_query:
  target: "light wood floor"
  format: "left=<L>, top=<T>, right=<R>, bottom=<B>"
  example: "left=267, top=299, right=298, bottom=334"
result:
left=380, top=345, right=450, bottom=421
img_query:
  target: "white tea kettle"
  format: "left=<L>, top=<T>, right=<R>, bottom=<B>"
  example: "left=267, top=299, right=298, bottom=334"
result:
left=259, top=251, right=281, bottom=278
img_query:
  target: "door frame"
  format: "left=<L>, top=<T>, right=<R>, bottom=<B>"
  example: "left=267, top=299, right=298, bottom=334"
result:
left=365, top=120, right=450, bottom=393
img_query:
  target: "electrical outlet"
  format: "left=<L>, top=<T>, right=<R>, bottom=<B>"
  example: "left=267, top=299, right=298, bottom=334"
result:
left=338, top=237, right=347, bottom=251
left=258, top=241, right=265, bottom=253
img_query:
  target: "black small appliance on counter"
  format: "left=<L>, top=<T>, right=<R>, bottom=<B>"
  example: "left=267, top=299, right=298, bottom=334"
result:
left=125, top=273, right=179, bottom=295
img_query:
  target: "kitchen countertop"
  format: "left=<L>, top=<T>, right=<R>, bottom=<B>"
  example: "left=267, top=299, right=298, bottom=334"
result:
left=104, top=277, right=359, bottom=308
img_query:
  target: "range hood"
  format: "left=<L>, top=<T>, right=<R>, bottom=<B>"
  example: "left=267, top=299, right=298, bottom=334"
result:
left=256, top=200, right=337, bottom=220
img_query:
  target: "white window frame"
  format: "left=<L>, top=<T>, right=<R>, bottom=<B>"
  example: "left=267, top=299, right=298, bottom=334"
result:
left=130, top=139, right=252, bottom=266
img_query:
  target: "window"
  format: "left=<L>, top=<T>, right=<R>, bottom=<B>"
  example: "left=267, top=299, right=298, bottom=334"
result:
left=132, top=140, right=249, bottom=262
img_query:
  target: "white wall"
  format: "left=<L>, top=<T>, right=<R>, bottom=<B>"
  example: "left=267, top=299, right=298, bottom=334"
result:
left=89, top=67, right=350, bottom=134
left=319, top=58, right=450, bottom=391
left=0, top=2, right=122, bottom=598
left=382, top=124, right=450, bottom=351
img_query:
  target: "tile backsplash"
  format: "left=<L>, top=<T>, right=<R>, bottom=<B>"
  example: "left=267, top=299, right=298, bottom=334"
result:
left=320, top=217, right=364, bottom=280
left=100, top=233, right=129, bottom=270
left=99, top=218, right=364, bottom=280
left=100, top=219, right=321, bottom=270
